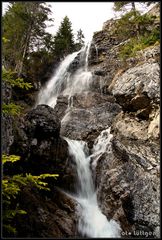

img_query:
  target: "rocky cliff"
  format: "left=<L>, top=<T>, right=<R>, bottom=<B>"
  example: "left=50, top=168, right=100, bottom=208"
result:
left=88, top=13, right=160, bottom=238
left=2, top=5, right=160, bottom=238
left=54, top=9, right=160, bottom=238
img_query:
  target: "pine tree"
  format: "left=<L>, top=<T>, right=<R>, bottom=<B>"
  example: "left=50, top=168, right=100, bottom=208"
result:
left=113, top=2, right=159, bottom=59
left=54, top=16, right=75, bottom=59
left=2, top=2, right=53, bottom=76
left=114, top=2, right=140, bottom=38
left=113, top=2, right=157, bottom=40
left=75, top=29, right=85, bottom=50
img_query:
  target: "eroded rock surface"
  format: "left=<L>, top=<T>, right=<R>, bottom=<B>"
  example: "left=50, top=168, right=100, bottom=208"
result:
left=60, top=92, right=121, bottom=148
left=3, top=104, right=79, bottom=238
left=87, top=14, right=160, bottom=237
left=15, top=188, right=78, bottom=238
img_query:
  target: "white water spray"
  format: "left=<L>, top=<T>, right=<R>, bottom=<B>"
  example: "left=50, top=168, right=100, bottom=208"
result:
left=91, top=127, right=113, bottom=170
left=36, top=43, right=92, bottom=108
left=36, top=39, right=121, bottom=237
left=65, top=132, right=121, bottom=238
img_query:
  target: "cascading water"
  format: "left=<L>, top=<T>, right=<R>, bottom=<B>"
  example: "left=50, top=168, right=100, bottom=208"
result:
left=65, top=133, right=121, bottom=238
left=36, top=40, right=121, bottom=237
left=36, top=42, right=92, bottom=108
left=91, top=127, right=113, bottom=170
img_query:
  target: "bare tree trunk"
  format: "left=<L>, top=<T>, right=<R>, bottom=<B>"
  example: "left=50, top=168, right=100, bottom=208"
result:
left=17, top=31, right=31, bottom=77
left=131, top=2, right=136, bottom=12
left=16, top=3, right=38, bottom=77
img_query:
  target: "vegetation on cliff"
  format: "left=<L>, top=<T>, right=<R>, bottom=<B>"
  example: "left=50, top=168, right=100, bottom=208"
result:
left=2, top=68, right=59, bottom=236
left=113, top=2, right=160, bottom=59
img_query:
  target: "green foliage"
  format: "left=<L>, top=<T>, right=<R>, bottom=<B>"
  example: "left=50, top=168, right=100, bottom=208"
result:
left=2, top=155, right=21, bottom=164
left=75, top=29, right=85, bottom=50
left=54, top=16, right=75, bottom=58
left=2, top=36, right=9, bottom=44
left=114, top=4, right=160, bottom=60
left=113, top=2, right=152, bottom=13
left=2, top=103, right=23, bottom=116
left=2, top=2, right=53, bottom=74
left=25, top=49, right=56, bottom=85
left=2, top=68, right=33, bottom=90
left=2, top=68, right=33, bottom=116
left=2, top=154, right=59, bottom=236
left=113, top=1, right=131, bottom=12
left=113, top=10, right=138, bottom=39
left=114, top=10, right=156, bottom=39
left=24, top=173, right=59, bottom=191
left=142, top=27, right=160, bottom=45
left=119, top=29, right=160, bottom=60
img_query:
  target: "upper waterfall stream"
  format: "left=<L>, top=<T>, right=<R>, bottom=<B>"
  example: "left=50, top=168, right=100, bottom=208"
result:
left=36, top=43, right=92, bottom=108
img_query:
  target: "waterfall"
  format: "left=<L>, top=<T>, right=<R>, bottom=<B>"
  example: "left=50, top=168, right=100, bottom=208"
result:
left=65, top=133, right=121, bottom=238
left=36, top=40, right=121, bottom=237
left=36, top=42, right=92, bottom=108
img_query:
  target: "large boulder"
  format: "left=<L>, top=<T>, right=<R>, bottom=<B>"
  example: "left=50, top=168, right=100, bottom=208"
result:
left=60, top=92, right=121, bottom=148
left=4, top=104, right=79, bottom=238
left=25, top=104, right=61, bottom=140
left=8, top=104, right=77, bottom=193
left=109, top=61, right=160, bottom=109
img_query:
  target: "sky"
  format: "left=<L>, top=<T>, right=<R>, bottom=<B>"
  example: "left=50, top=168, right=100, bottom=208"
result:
left=2, top=2, right=116, bottom=42
left=46, top=2, right=116, bottom=42
left=2, top=2, right=153, bottom=43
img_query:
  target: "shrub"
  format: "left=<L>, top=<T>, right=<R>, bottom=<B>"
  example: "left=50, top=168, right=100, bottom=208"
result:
left=2, top=154, right=59, bottom=236
left=2, top=68, right=33, bottom=90
left=2, top=103, right=23, bottom=116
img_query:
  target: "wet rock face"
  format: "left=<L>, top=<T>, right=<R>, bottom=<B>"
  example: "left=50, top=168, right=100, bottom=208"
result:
left=2, top=105, right=79, bottom=238
left=54, top=95, right=69, bottom=120
left=25, top=104, right=61, bottom=140
left=110, top=62, right=160, bottom=109
left=2, top=80, right=12, bottom=104
left=86, top=11, right=160, bottom=238
left=15, top=187, right=78, bottom=238
left=60, top=92, right=121, bottom=148
left=8, top=104, right=77, bottom=193
left=67, top=50, right=86, bottom=73
left=2, top=81, right=14, bottom=154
